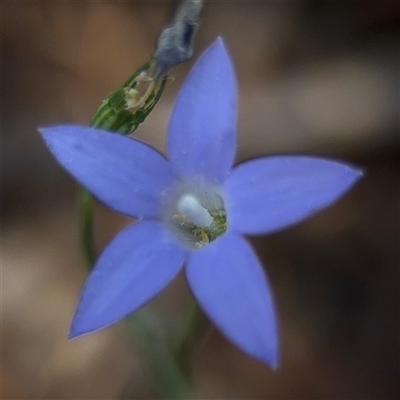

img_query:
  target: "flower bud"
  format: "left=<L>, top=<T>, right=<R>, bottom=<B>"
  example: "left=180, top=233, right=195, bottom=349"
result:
left=90, top=61, right=167, bottom=135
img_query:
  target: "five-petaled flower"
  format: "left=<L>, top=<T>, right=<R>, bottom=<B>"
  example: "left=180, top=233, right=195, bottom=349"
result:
left=40, top=38, right=362, bottom=368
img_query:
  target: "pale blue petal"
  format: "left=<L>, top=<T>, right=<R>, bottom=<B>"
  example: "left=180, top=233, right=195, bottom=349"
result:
left=225, top=156, right=363, bottom=235
left=40, top=125, right=174, bottom=219
left=167, top=38, right=236, bottom=183
left=185, top=233, right=279, bottom=367
left=69, top=221, right=185, bottom=338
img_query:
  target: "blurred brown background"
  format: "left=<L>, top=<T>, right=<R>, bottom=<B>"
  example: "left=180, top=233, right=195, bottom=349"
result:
left=2, top=1, right=399, bottom=399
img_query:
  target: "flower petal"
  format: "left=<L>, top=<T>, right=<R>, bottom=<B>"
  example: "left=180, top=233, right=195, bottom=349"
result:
left=225, top=156, right=363, bottom=235
left=167, top=37, right=236, bottom=183
left=185, top=233, right=279, bottom=367
left=40, top=125, right=174, bottom=219
left=69, top=221, right=185, bottom=338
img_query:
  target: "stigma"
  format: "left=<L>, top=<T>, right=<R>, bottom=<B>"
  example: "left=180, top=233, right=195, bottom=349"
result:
left=177, top=194, right=213, bottom=227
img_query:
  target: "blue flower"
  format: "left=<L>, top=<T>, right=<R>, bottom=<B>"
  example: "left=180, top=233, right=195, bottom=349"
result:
left=40, top=38, right=362, bottom=368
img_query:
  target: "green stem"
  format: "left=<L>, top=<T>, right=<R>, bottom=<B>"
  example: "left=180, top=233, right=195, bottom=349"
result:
left=123, top=300, right=206, bottom=399
left=124, top=315, right=193, bottom=399
left=78, top=187, right=96, bottom=266
left=171, top=295, right=206, bottom=381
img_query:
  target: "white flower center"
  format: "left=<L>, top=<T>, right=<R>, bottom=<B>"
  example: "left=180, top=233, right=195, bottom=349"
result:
left=162, top=180, right=227, bottom=249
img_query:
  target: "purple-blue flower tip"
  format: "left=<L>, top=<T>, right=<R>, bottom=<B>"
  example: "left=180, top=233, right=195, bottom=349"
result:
left=40, top=38, right=362, bottom=368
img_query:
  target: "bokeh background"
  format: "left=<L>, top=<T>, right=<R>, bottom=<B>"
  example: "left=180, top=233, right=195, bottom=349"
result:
left=2, top=1, right=399, bottom=399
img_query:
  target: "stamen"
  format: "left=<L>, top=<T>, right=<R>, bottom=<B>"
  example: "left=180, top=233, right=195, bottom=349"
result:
left=177, top=194, right=213, bottom=227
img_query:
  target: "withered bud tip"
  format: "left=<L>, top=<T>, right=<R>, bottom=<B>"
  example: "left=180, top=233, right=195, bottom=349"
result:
left=153, top=0, right=204, bottom=72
